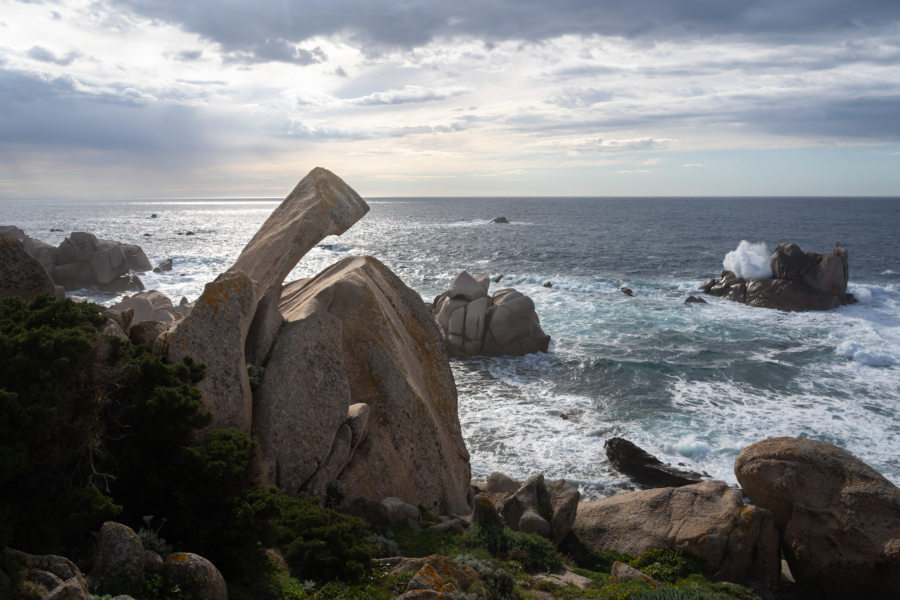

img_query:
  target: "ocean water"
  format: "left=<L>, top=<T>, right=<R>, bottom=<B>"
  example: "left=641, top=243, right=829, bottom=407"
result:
left=3, top=196, right=899, bottom=498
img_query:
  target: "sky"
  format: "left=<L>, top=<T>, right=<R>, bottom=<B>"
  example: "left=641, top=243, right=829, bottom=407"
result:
left=1, top=0, right=899, bottom=198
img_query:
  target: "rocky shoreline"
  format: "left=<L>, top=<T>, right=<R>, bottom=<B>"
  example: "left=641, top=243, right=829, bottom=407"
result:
left=2, top=168, right=898, bottom=600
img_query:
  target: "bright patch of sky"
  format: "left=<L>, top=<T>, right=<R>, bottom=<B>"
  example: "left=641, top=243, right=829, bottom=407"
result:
left=1, top=0, right=899, bottom=197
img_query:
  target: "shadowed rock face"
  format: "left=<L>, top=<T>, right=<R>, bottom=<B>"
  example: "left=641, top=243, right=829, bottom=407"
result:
left=604, top=437, right=706, bottom=488
left=701, top=242, right=855, bottom=311
left=0, top=237, right=60, bottom=300
left=735, top=437, right=900, bottom=599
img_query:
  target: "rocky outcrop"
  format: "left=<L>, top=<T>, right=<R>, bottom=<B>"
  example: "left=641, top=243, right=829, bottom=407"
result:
left=0, top=236, right=62, bottom=299
left=278, top=255, right=471, bottom=514
left=432, top=271, right=550, bottom=357
left=166, top=272, right=259, bottom=433
left=569, top=480, right=780, bottom=593
left=2, top=548, right=88, bottom=600
left=734, top=437, right=900, bottom=599
left=472, top=473, right=579, bottom=546
left=1, top=225, right=150, bottom=293
left=701, top=242, right=855, bottom=311
left=90, top=522, right=144, bottom=594
left=604, top=437, right=706, bottom=488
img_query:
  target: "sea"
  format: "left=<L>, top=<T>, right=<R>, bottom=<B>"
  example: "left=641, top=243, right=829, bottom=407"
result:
left=3, top=195, right=899, bottom=499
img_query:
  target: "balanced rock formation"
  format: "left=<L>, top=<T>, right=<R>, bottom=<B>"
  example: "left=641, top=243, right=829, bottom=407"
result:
left=701, top=242, right=855, bottom=311
left=0, top=225, right=150, bottom=293
left=604, top=437, right=706, bottom=488
left=432, top=271, right=550, bottom=357
left=735, top=437, right=900, bottom=599
left=157, top=168, right=471, bottom=513
left=569, top=480, right=780, bottom=593
left=276, top=256, right=471, bottom=514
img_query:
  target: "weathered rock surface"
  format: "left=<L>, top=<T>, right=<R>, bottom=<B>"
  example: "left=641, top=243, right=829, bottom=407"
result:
left=90, top=522, right=143, bottom=594
left=734, top=437, right=900, bottom=599
left=166, top=272, right=258, bottom=433
left=0, top=237, right=60, bottom=299
left=164, top=553, right=227, bottom=600
left=2, top=548, right=88, bottom=599
left=478, top=473, right=579, bottom=545
left=604, top=437, right=706, bottom=488
left=403, top=555, right=479, bottom=595
left=702, top=242, right=855, bottom=311
left=486, top=471, right=521, bottom=494
left=229, top=167, right=369, bottom=297
left=253, top=312, right=350, bottom=494
left=432, top=271, right=550, bottom=357
left=570, top=480, right=780, bottom=592
left=278, top=255, right=470, bottom=514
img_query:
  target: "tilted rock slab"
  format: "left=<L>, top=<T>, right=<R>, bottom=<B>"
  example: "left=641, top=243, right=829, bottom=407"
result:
left=164, top=167, right=368, bottom=434
left=735, top=437, right=900, bottom=599
left=278, top=255, right=471, bottom=514
left=569, top=480, right=779, bottom=593
left=252, top=311, right=351, bottom=494
left=227, top=166, right=369, bottom=364
left=166, top=272, right=259, bottom=433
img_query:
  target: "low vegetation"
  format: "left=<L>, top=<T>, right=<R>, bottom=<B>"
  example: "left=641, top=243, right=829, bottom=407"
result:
left=0, top=296, right=758, bottom=600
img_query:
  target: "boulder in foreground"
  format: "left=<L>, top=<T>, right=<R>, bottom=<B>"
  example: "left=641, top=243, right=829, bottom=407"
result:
left=702, top=242, right=855, bottom=311
left=569, top=480, right=779, bottom=593
left=735, top=437, right=900, bottom=599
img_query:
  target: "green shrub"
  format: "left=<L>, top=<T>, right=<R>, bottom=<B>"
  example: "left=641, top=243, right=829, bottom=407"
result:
left=391, top=522, right=461, bottom=558
left=461, top=524, right=562, bottom=573
left=575, top=549, right=634, bottom=573
left=629, top=549, right=704, bottom=584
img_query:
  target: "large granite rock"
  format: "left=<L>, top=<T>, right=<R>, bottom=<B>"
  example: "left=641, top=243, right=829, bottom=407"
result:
left=165, top=272, right=259, bottom=433
left=604, top=437, right=706, bottom=488
left=569, top=480, right=780, bottom=593
left=735, top=437, right=900, bottom=599
left=90, top=522, right=143, bottom=594
left=279, top=255, right=471, bottom=514
left=702, top=242, right=855, bottom=311
left=0, top=237, right=60, bottom=299
left=252, top=312, right=351, bottom=494
left=163, top=553, right=227, bottom=600
left=432, top=271, right=550, bottom=357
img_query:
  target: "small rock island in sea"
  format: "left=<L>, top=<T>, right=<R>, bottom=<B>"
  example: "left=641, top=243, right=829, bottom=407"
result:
left=1, top=169, right=897, bottom=600
left=701, top=241, right=856, bottom=311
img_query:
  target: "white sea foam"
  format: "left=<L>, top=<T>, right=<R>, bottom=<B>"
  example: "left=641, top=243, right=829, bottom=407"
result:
left=722, top=240, right=773, bottom=280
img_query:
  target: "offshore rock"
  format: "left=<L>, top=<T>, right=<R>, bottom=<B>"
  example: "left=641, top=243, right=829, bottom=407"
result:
left=702, top=242, right=855, bottom=311
left=570, top=480, right=780, bottom=593
left=604, top=437, right=706, bottom=488
left=432, top=271, right=550, bottom=357
left=279, top=255, right=471, bottom=514
left=735, top=437, right=900, bottom=599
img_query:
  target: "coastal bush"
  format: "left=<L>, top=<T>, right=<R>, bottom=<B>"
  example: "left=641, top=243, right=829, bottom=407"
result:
left=462, top=524, right=563, bottom=573
left=629, top=549, right=704, bottom=583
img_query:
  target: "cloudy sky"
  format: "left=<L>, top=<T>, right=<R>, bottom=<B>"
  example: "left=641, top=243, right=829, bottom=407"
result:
left=1, top=0, right=899, bottom=198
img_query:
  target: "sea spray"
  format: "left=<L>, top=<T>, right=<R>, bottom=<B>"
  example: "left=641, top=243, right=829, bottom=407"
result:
left=723, top=241, right=772, bottom=280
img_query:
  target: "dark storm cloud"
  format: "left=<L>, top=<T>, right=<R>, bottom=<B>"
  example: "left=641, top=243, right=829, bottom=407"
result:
left=26, top=45, right=81, bottom=66
left=0, top=69, right=236, bottom=167
left=223, top=40, right=327, bottom=65
left=113, top=0, right=900, bottom=59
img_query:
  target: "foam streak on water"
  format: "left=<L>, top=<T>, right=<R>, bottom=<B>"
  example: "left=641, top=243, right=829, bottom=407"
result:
left=2, top=196, right=898, bottom=498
